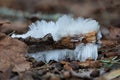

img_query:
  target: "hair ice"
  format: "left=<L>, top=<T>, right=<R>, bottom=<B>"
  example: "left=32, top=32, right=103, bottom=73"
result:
left=12, top=15, right=100, bottom=41
left=12, top=15, right=102, bottom=62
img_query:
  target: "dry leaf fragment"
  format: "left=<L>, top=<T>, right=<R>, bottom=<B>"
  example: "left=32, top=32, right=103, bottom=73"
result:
left=109, top=27, right=120, bottom=40
left=64, top=64, right=73, bottom=71
left=83, top=31, right=97, bottom=43
left=60, top=61, right=70, bottom=65
left=0, top=33, right=31, bottom=72
left=102, top=39, right=117, bottom=46
left=0, top=20, right=29, bottom=34
left=77, top=59, right=102, bottom=68
left=60, top=61, right=72, bottom=70
left=0, top=65, right=13, bottom=80
left=104, top=69, right=120, bottom=80
left=90, top=69, right=100, bottom=77
left=104, top=52, right=118, bottom=57
left=63, top=71, right=71, bottom=78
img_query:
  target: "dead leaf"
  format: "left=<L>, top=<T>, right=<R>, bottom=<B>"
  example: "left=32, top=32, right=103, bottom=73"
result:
left=0, top=33, right=31, bottom=72
left=0, top=21, right=12, bottom=34
left=90, top=69, right=100, bottom=77
left=11, top=21, right=29, bottom=34
left=60, top=61, right=72, bottom=70
left=83, top=31, right=97, bottom=43
left=63, top=71, right=71, bottom=78
left=77, top=59, right=102, bottom=68
left=109, top=27, right=120, bottom=40
left=89, top=61, right=102, bottom=68
left=0, top=65, right=13, bottom=80
left=101, top=26, right=120, bottom=41
left=104, top=52, right=118, bottom=57
left=60, top=61, right=69, bottom=65
left=102, top=39, right=117, bottom=46
left=0, top=20, right=29, bottom=34
left=104, top=69, right=120, bottom=80
left=64, top=64, right=73, bottom=71
left=18, top=71, right=33, bottom=80
left=77, top=61, right=90, bottom=68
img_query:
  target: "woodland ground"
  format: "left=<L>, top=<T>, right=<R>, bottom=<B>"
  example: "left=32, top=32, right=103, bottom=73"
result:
left=0, top=0, right=120, bottom=80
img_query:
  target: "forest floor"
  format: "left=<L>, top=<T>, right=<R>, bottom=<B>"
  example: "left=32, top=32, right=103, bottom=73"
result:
left=0, top=0, right=120, bottom=80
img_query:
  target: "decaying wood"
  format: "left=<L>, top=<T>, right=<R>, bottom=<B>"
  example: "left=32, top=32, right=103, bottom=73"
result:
left=15, top=31, right=97, bottom=53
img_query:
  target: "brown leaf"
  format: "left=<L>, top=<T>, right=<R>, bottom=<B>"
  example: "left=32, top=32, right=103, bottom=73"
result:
left=0, top=21, right=12, bottom=34
left=10, top=21, right=29, bottom=34
left=63, top=71, right=71, bottom=78
left=77, top=61, right=90, bottom=68
left=83, top=31, right=97, bottom=43
left=90, top=69, right=100, bottom=77
left=0, top=65, right=13, bottom=80
left=77, top=59, right=102, bottom=68
left=64, top=64, right=73, bottom=71
left=18, top=71, right=33, bottom=80
left=101, top=39, right=117, bottom=46
left=109, top=27, right=120, bottom=40
left=104, top=69, right=120, bottom=80
left=0, top=33, right=31, bottom=72
left=0, top=20, right=29, bottom=34
left=89, top=61, right=102, bottom=68
left=104, top=52, right=118, bottom=57
left=60, top=61, right=72, bottom=70
left=60, top=61, right=69, bottom=65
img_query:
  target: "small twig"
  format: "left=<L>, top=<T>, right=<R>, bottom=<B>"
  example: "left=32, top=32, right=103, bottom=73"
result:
left=8, top=31, right=15, bottom=36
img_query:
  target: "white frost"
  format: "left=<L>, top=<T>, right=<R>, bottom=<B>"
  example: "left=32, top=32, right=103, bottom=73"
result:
left=12, top=15, right=100, bottom=41
left=27, top=49, right=75, bottom=63
left=74, top=43, right=98, bottom=61
left=28, top=43, right=98, bottom=62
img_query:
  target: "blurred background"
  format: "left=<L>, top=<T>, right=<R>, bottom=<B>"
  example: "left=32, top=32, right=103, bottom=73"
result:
left=0, top=0, right=120, bottom=27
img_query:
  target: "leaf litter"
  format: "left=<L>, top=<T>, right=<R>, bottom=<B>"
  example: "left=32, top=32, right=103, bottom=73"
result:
left=0, top=0, right=120, bottom=79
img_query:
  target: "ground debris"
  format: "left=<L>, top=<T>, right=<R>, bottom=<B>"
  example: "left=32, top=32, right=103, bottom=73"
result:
left=0, top=0, right=120, bottom=79
left=0, top=33, right=31, bottom=72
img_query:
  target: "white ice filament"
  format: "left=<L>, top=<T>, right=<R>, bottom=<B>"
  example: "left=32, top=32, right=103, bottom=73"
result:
left=27, top=43, right=98, bottom=62
left=12, top=15, right=100, bottom=41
